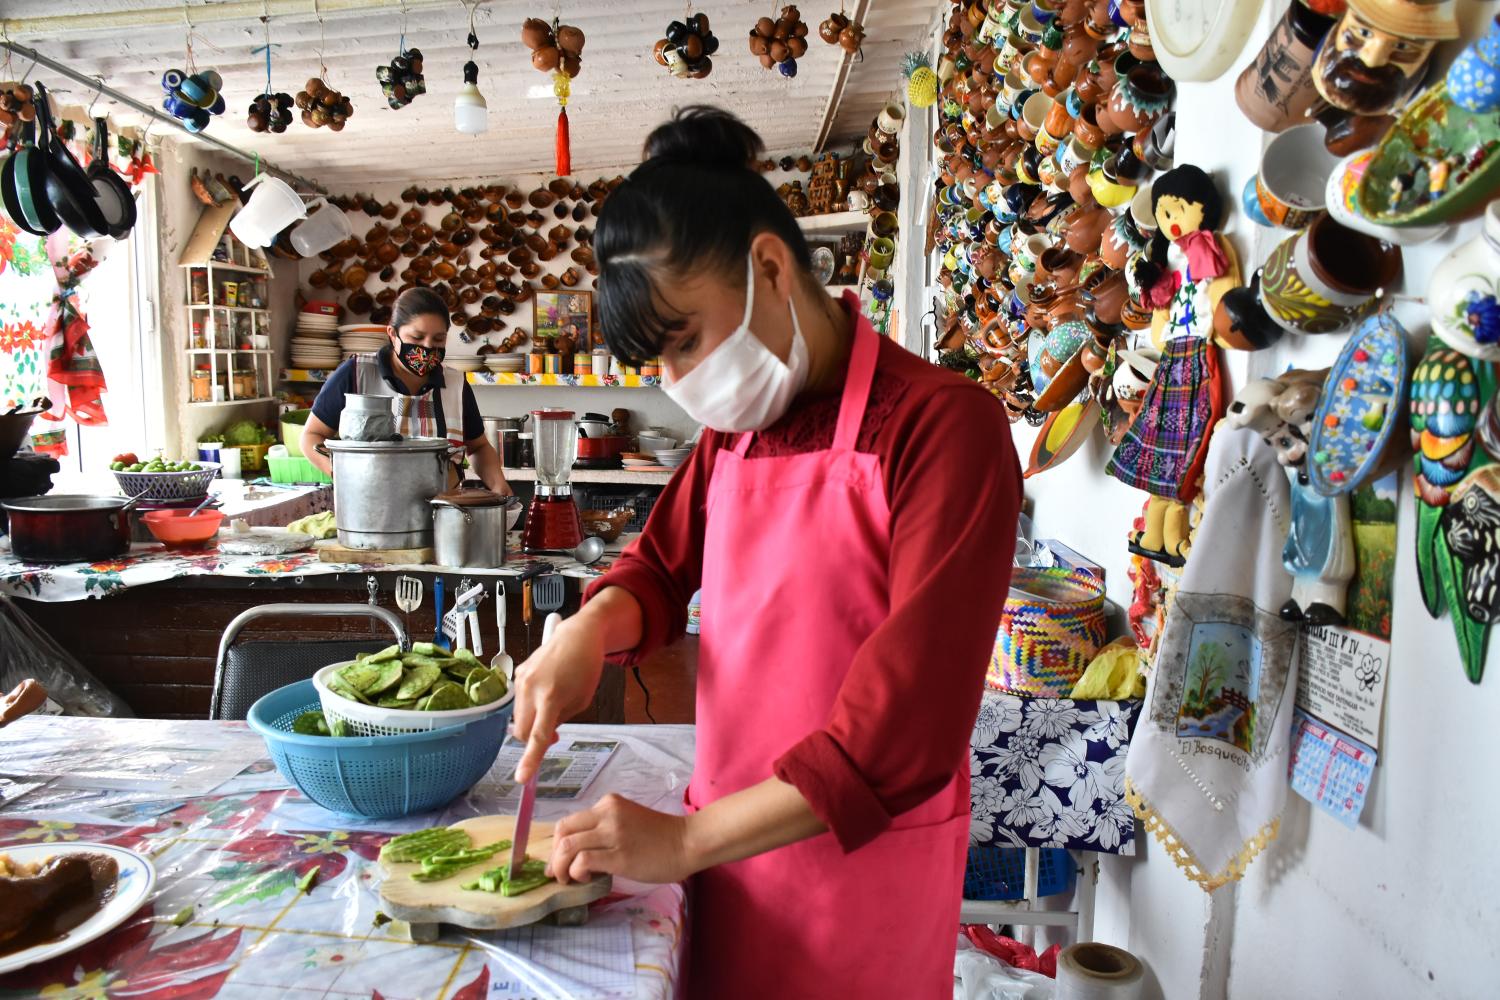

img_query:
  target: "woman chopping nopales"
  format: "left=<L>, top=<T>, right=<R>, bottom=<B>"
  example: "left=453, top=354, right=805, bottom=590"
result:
left=512, top=108, right=1022, bottom=999
left=301, top=287, right=511, bottom=494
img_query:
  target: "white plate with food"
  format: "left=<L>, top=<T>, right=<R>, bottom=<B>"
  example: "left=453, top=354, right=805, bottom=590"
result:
left=0, top=842, right=156, bottom=974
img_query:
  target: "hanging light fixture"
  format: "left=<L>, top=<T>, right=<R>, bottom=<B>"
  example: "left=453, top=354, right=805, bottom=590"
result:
left=454, top=2, right=488, bottom=134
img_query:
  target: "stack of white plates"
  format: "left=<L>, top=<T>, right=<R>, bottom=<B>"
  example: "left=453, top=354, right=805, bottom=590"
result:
left=447, top=357, right=484, bottom=373
left=296, top=313, right=339, bottom=339
left=653, top=447, right=692, bottom=469
left=484, top=354, right=527, bottom=372
left=337, top=324, right=387, bottom=357
left=290, top=335, right=343, bottom=368
left=622, top=456, right=657, bottom=469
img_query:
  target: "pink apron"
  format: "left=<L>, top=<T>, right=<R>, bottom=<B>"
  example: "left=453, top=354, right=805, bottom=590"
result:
left=686, top=314, right=969, bottom=999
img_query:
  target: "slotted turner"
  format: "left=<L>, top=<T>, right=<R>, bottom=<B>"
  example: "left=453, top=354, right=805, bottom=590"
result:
left=532, top=574, right=565, bottom=638
left=396, top=576, right=423, bottom=630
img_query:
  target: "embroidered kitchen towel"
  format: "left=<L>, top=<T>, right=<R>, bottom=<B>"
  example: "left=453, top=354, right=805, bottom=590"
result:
left=970, top=690, right=1142, bottom=854
left=1124, top=427, right=1302, bottom=890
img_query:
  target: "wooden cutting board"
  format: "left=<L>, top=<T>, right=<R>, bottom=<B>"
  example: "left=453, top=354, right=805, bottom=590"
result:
left=316, top=541, right=434, bottom=565
left=378, top=815, right=611, bottom=941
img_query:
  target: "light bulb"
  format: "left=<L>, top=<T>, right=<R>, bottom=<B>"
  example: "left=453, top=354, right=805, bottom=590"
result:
left=454, top=59, right=488, bottom=134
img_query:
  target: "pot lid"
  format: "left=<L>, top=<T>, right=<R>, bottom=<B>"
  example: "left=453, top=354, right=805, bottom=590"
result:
left=323, top=436, right=449, bottom=453
left=1, top=493, right=130, bottom=512
left=431, top=482, right=515, bottom=507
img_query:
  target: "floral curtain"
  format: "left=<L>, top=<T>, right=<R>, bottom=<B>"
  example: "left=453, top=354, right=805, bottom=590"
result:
left=0, top=216, right=111, bottom=450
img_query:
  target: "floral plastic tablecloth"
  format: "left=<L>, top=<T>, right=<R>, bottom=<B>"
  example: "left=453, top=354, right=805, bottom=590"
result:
left=0, top=541, right=611, bottom=603
left=0, top=718, right=692, bottom=999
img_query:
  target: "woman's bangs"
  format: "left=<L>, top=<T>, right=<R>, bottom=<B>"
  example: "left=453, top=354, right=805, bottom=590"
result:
left=598, top=261, right=682, bottom=367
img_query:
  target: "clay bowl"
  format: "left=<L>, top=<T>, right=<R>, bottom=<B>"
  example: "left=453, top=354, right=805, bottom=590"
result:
left=401, top=207, right=422, bottom=227
left=459, top=267, right=480, bottom=286
left=495, top=262, right=515, bottom=277
left=376, top=287, right=398, bottom=307
left=508, top=246, right=532, bottom=266
left=477, top=260, right=497, bottom=279
left=484, top=203, right=504, bottom=224
left=551, top=202, right=568, bottom=220
left=452, top=227, right=475, bottom=247
left=375, top=242, right=400, bottom=265
left=388, top=224, right=411, bottom=243
left=308, top=269, right=329, bottom=288
left=538, top=245, right=559, bottom=262
left=560, top=267, right=581, bottom=287
left=528, top=188, right=555, bottom=208
left=452, top=191, right=474, bottom=211
left=397, top=240, right=418, bottom=258
left=498, top=297, right=516, bottom=315
left=505, top=191, right=526, bottom=209
left=460, top=286, right=480, bottom=305
left=343, top=265, right=369, bottom=289
left=432, top=260, right=458, bottom=280
left=440, top=211, right=463, bottom=232
left=380, top=202, right=398, bottom=220
left=412, top=222, right=434, bottom=243
left=365, top=224, right=389, bottom=245
left=478, top=276, right=497, bottom=293
left=520, top=262, right=542, bottom=281
left=548, top=177, right=571, bottom=197
left=369, top=305, right=392, bottom=325
left=411, top=257, right=434, bottom=277
left=439, top=241, right=461, bottom=259
left=549, top=224, right=571, bottom=245
left=525, top=211, right=545, bottom=229
left=525, top=232, right=548, bottom=254
left=571, top=245, right=595, bottom=266
left=347, top=291, right=374, bottom=315
left=482, top=294, right=504, bottom=314
left=572, top=202, right=588, bottom=223
left=469, top=316, right=493, bottom=336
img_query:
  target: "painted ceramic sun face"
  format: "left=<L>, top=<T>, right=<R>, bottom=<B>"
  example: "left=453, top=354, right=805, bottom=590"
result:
left=1313, top=10, right=1435, bottom=116
left=1154, top=195, right=1205, bottom=241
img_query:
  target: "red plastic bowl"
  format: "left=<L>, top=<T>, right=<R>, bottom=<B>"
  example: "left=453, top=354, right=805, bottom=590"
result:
left=142, top=509, right=224, bottom=549
left=301, top=300, right=342, bottom=316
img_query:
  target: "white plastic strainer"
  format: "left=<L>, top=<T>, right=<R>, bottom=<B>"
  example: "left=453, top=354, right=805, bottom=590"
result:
left=311, top=661, right=513, bottom=737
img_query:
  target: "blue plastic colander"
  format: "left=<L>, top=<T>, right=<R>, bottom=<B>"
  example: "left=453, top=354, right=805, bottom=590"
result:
left=247, top=679, right=511, bottom=819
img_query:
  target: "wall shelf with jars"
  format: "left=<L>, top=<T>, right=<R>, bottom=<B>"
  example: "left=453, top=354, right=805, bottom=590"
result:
left=181, top=235, right=274, bottom=406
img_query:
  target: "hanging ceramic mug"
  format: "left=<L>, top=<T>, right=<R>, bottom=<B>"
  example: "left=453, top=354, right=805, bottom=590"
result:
left=1260, top=214, right=1403, bottom=335
left=1235, top=0, right=1336, bottom=132
left=1019, top=91, right=1052, bottom=142
left=868, top=236, right=896, bottom=271
left=1255, top=124, right=1340, bottom=229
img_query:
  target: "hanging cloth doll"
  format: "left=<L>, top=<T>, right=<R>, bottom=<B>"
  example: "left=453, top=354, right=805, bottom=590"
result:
left=1106, top=165, right=1237, bottom=566
left=41, top=230, right=109, bottom=427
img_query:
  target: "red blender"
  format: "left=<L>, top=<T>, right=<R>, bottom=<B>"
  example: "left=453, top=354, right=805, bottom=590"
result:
left=522, top=408, right=583, bottom=553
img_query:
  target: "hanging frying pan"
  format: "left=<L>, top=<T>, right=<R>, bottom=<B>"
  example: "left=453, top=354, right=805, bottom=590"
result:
left=87, top=118, right=136, bottom=238
left=3, top=120, right=61, bottom=235
left=33, top=84, right=109, bottom=239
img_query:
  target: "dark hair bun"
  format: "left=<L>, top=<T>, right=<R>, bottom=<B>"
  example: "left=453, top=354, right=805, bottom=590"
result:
left=643, top=106, right=765, bottom=170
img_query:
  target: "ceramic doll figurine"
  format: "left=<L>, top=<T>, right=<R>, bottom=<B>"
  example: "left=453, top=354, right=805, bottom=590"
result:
left=1312, top=0, right=1458, bottom=118
left=1226, top=370, right=1356, bottom=625
left=1105, top=164, right=1236, bottom=567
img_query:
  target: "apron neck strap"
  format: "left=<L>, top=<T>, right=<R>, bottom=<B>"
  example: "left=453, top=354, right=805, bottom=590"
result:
left=832, top=307, right=878, bottom=452
left=731, top=304, right=877, bottom=456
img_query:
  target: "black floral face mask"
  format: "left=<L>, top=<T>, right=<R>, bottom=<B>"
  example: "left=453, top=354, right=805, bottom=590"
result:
left=396, top=341, right=445, bottom=378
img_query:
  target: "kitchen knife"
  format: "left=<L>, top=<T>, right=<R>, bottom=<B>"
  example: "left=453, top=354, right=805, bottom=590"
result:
left=509, top=611, right=561, bottom=879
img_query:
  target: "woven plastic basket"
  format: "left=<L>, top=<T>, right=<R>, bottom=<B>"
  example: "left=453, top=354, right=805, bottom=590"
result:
left=987, top=567, right=1108, bottom=696
left=963, top=844, right=1075, bottom=901
left=112, top=463, right=221, bottom=501
left=247, top=679, right=508, bottom=818
left=312, top=661, right=513, bottom=737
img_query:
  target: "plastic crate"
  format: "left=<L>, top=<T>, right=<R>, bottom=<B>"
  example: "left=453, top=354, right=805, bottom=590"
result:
left=267, top=455, right=332, bottom=484
left=963, top=844, right=1075, bottom=901
left=574, top=486, right=660, bottom=533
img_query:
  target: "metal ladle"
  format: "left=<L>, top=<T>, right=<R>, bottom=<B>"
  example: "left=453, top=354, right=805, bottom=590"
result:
left=570, top=535, right=606, bottom=566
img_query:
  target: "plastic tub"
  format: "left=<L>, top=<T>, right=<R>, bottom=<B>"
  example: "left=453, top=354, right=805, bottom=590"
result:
left=280, top=408, right=313, bottom=457
left=267, top=454, right=331, bottom=484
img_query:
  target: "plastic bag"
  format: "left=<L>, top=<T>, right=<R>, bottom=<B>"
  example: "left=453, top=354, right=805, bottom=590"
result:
left=0, top=595, right=132, bottom=718
left=954, top=935, right=1056, bottom=1000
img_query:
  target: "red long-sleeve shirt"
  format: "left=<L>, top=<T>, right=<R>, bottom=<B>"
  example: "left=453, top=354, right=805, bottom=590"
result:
left=587, top=306, right=1022, bottom=851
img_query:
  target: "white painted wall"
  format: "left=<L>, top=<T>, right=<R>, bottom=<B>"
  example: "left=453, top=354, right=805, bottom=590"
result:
left=950, top=3, right=1500, bottom=997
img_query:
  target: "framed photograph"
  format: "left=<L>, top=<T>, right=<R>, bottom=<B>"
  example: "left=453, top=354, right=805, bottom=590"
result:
left=533, top=290, right=593, bottom=348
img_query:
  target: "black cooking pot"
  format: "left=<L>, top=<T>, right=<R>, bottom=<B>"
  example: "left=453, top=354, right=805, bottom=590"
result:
left=2, top=495, right=132, bottom=563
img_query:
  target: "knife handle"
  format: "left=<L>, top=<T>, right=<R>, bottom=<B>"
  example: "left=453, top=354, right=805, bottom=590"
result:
left=523, top=578, right=534, bottom=625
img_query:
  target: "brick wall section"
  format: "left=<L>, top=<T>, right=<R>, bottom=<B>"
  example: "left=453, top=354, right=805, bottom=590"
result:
left=15, top=573, right=623, bottom=723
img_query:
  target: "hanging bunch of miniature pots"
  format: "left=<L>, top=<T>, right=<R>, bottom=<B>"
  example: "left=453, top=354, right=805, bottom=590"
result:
left=247, top=91, right=293, bottom=133
left=0, top=83, right=36, bottom=126
left=296, top=76, right=354, bottom=130
left=377, top=46, right=426, bottom=109
left=161, top=68, right=226, bottom=133
left=521, top=16, right=586, bottom=175
left=654, top=10, right=719, bottom=78
left=818, top=7, right=864, bottom=56
left=748, top=5, right=809, bottom=78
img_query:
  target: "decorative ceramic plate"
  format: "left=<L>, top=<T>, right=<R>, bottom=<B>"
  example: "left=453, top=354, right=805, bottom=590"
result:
left=811, top=246, right=836, bottom=285
left=1357, top=83, right=1500, bottom=227
left=0, top=842, right=156, bottom=975
left=1145, top=0, right=1263, bottom=82
left=1307, top=311, right=1409, bottom=495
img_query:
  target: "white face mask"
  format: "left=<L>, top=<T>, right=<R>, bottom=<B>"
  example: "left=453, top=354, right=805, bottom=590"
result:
left=663, top=254, right=809, bottom=433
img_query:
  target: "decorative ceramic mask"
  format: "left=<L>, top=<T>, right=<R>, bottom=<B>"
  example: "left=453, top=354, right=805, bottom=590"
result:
left=1311, top=0, right=1458, bottom=117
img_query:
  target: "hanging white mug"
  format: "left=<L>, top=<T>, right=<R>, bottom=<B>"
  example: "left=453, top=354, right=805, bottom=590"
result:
left=877, top=101, right=906, bottom=135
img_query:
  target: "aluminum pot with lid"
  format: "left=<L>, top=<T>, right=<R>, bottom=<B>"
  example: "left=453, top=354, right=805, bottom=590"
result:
left=322, top=436, right=449, bottom=549
left=431, top=483, right=519, bottom=568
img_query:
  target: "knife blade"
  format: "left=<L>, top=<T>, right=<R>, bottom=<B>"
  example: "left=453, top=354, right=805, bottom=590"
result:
left=509, top=611, right=562, bottom=878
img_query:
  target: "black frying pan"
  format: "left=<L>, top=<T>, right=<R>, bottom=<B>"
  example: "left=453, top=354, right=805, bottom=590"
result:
left=2, top=120, right=60, bottom=236
left=33, top=83, right=109, bottom=239
left=87, top=117, right=135, bottom=239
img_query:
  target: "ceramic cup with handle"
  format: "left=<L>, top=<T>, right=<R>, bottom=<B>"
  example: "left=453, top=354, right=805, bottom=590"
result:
left=1256, top=124, right=1339, bottom=229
